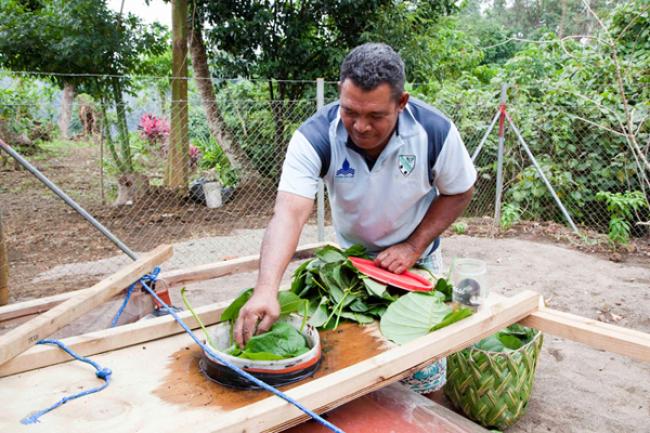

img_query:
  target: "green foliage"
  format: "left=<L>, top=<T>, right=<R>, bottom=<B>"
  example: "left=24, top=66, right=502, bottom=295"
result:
left=473, top=324, right=537, bottom=352
left=192, top=136, right=239, bottom=187
left=596, top=191, right=649, bottom=244
left=290, top=244, right=397, bottom=330
left=500, top=203, right=522, bottom=230
left=452, top=221, right=468, bottom=235
left=0, top=75, right=57, bottom=144
left=0, top=0, right=168, bottom=174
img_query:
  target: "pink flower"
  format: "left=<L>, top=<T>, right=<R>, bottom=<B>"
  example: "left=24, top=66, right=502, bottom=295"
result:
left=138, top=114, right=170, bottom=145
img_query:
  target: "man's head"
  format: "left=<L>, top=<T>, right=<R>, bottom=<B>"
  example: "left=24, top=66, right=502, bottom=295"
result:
left=339, top=43, right=409, bottom=157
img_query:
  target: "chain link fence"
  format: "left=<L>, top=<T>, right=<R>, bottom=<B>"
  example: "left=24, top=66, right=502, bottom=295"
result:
left=0, top=76, right=648, bottom=304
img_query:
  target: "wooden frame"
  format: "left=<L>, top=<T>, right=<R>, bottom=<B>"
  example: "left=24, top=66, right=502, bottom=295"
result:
left=1, top=243, right=648, bottom=432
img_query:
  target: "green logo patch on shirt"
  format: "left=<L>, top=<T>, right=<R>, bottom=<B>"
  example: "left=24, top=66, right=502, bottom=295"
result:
left=399, top=155, right=416, bottom=176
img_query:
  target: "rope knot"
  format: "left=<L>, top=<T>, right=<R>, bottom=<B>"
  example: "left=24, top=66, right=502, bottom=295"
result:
left=96, top=368, right=112, bottom=381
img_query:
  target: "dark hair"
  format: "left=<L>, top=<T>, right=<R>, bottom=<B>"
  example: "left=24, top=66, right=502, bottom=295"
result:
left=339, top=43, right=405, bottom=101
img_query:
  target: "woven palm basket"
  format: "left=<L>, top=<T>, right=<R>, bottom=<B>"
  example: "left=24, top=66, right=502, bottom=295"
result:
left=445, top=328, right=543, bottom=430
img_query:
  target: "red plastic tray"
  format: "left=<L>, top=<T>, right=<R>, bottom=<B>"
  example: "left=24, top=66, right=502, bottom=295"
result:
left=348, top=257, right=433, bottom=292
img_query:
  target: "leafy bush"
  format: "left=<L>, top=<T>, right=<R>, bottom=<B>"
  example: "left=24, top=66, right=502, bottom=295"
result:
left=596, top=191, right=649, bottom=244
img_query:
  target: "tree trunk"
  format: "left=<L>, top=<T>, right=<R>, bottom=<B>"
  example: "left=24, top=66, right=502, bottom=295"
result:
left=0, top=211, right=9, bottom=306
left=189, top=24, right=240, bottom=169
left=58, top=82, right=75, bottom=140
left=111, top=78, right=133, bottom=172
left=166, top=0, right=189, bottom=189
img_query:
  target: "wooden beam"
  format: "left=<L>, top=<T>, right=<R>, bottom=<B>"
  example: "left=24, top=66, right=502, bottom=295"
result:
left=520, top=307, right=650, bottom=362
left=0, top=245, right=173, bottom=366
left=0, top=300, right=227, bottom=377
left=0, top=242, right=329, bottom=323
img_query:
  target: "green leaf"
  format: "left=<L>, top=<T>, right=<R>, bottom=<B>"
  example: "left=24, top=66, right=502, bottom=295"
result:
left=338, top=311, right=375, bottom=324
left=278, top=291, right=306, bottom=315
left=343, top=244, right=369, bottom=257
left=434, top=278, right=454, bottom=302
left=474, top=335, right=506, bottom=352
left=362, top=276, right=387, bottom=298
left=380, top=292, right=452, bottom=344
left=308, top=297, right=330, bottom=327
left=239, top=351, right=286, bottom=361
left=241, top=321, right=309, bottom=359
left=498, top=334, right=523, bottom=350
left=315, top=245, right=347, bottom=263
left=349, top=298, right=370, bottom=312
left=219, top=288, right=253, bottom=322
left=430, top=307, right=473, bottom=331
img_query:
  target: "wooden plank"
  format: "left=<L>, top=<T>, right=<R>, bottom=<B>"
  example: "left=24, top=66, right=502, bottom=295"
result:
left=0, top=300, right=227, bottom=377
left=0, top=291, right=539, bottom=432
left=0, top=245, right=173, bottom=366
left=0, top=241, right=329, bottom=323
left=520, top=307, right=650, bottom=362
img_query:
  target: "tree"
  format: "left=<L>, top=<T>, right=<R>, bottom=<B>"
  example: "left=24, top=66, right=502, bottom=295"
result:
left=0, top=0, right=167, bottom=203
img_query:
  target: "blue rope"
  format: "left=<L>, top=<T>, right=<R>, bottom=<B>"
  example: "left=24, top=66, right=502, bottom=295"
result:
left=138, top=279, right=344, bottom=433
left=20, top=339, right=112, bottom=425
left=111, top=267, right=161, bottom=327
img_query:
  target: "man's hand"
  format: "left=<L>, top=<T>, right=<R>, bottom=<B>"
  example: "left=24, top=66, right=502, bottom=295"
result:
left=375, top=241, right=421, bottom=274
left=234, top=291, right=280, bottom=348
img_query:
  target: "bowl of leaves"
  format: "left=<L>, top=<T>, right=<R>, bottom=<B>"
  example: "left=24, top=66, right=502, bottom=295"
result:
left=181, top=288, right=321, bottom=389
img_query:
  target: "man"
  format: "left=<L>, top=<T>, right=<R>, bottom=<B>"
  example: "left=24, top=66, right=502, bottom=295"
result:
left=235, top=43, right=476, bottom=395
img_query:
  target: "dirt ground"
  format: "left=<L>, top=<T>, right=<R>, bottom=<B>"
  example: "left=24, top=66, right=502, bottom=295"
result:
left=1, top=141, right=649, bottom=432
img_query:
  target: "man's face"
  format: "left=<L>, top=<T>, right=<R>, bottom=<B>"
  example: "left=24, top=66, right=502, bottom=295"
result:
left=339, top=79, right=408, bottom=158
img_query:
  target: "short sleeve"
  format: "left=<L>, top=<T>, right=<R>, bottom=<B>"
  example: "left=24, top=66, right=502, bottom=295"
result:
left=432, top=124, right=477, bottom=195
left=277, top=130, right=323, bottom=199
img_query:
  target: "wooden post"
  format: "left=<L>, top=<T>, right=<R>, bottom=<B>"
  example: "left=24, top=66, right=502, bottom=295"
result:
left=166, top=0, right=189, bottom=189
left=0, top=211, right=8, bottom=306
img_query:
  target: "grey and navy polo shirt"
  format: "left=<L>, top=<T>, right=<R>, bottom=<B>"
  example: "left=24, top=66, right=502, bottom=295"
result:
left=278, top=97, right=477, bottom=256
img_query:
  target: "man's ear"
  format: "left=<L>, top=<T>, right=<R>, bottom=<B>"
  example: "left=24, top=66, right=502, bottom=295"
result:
left=398, top=92, right=409, bottom=111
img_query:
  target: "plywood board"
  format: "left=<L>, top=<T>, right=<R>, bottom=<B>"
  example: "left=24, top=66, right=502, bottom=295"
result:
left=0, top=291, right=539, bottom=432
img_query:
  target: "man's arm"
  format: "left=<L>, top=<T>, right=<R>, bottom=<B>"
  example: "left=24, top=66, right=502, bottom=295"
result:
left=375, top=187, right=474, bottom=274
left=234, top=191, right=314, bottom=347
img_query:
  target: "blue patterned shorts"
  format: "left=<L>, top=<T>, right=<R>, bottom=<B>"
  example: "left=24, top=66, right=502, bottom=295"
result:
left=399, top=249, right=447, bottom=393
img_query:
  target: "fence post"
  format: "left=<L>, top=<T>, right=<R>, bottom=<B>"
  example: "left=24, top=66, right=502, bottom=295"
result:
left=316, top=78, right=325, bottom=242
left=0, top=210, right=8, bottom=306
left=494, top=84, right=508, bottom=228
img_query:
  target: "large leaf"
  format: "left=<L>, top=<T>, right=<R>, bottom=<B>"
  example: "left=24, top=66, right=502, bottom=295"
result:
left=278, top=291, right=307, bottom=315
left=242, top=321, right=309, bottom=359
left=219, top=288, right=253, bottom=322
left=315, top=245, right=347, bottom=263
left=380, top=292, right=452, bottom=344
left=307, top=297, right=330, bottom=327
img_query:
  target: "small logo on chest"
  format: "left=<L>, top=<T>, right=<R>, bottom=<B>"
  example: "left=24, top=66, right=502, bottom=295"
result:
left=336, top=158, right=355, bottom=178
left=398, top=155, right=416, bottom=176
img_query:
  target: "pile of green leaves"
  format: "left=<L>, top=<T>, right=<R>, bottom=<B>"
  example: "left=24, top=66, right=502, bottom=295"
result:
left=290, top=245, right=398, bottom=330
left=473, top=324, right=537, bottom=352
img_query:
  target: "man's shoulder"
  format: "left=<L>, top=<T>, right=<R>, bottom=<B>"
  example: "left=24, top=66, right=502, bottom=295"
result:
left=406, top=98, right=452, bottom=136
left=298, top=101, right=340, bottom=141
